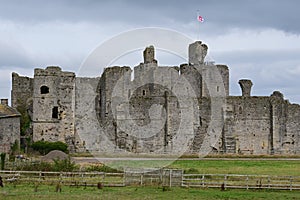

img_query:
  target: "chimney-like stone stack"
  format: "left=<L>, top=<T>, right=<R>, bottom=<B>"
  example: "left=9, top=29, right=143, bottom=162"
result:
left=239, top=79, right=253, bottom=97
left=1, top=99, right=8, bottom=106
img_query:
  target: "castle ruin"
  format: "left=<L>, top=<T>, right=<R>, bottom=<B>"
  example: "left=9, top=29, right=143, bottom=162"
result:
left=11, top=41, right=300, bottom=155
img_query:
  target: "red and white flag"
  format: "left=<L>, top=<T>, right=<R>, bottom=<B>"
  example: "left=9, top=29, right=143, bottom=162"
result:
left=197, top=15, right=204, bottom=22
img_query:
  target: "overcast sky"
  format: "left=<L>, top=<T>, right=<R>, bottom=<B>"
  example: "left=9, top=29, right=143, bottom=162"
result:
left=0, top=0, right=299, bottom=103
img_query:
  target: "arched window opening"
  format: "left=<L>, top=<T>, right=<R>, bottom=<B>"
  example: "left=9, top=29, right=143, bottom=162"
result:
left=40, top=85, right=49, bottom=94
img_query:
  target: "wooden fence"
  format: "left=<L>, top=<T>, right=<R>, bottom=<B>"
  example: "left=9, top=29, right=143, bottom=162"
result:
left=0, top=170, right=125, bottom=187
left=1, top=170, right=300, bottom=190
left=182, top=174, right=300, bottom=190
left=124, top=168, right=183, bottom=187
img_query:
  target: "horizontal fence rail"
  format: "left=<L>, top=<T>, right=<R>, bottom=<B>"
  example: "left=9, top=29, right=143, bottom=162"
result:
left=1, top=170, right=300, bottom=190
left=182, top=174, right=300, bottom=190
left=0, top=170, right=125, bottom=187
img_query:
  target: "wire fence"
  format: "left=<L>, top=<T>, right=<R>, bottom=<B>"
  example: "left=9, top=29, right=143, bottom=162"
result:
left=1, top=170, right=300, bottom=190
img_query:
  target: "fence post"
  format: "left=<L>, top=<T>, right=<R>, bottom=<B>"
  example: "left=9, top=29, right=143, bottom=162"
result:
left=140, top=173, right=143, bottom=186
left=268, top=176, right=270, bottom=189
left=60, top=172, right=62, bottom=184
left=39, top=171, right=42, bottom=184
left=202, top=175, right=205, bottom=188
left=169, top=169, right=172, bottom=187
left=224, top=175, right=227, bottom=189
left=246, top=175, right=249, bottom=190
left=290, top=176, right=293, bottom=191
left=122, top=173, right=125, bottom=186
left=181, top=173, right=183, bottom=187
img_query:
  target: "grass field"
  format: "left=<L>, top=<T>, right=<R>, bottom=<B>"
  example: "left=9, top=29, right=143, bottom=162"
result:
left=103, top=159, right=300, bottom=176
left=170, top=160, right=300, bottom=176
left=1, top=159, right=300, bottom=199
left=1, top=184, right=300, bottom=200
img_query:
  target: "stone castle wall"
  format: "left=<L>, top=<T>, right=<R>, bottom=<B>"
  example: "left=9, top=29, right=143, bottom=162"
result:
left=75, top=77, right=101, bottom=152
left=0, top=117, right=20, bottom=153
left=223, top=96, right=272, bottom=154
left=10, top=41, right=300, bottom=155
left=286, top=103, right=300, bottom=154
left=11, top=72, right=33, bottom=111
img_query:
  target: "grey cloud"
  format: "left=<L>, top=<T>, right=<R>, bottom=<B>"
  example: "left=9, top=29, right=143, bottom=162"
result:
left=0, top=41, right=32, bottom=68
left=0, top=0, right=299, bottom=33
left=214, top=49, right=300, bottom=66
left=213, top=49, right=300, bottom=103
left=0, top=0, right=299, bottom=103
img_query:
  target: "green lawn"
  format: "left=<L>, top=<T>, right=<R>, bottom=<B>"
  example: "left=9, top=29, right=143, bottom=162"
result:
left=104, top=159, right=300, bottom=176
left=1, top=160, right=300, bottom=199
left=1, top=184, right=300, bottom=200
left=170, top=160, right=300, bottom=176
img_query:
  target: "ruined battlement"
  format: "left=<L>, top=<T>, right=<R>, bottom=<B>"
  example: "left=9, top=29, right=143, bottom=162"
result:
left=143, top=45, right=157, bottom=64
left=34, top=66, right=75, bottom=77
left=271, top=91, right=284, bottom=99
left=12, top=72, right=33, bottom=88
left=189, top=41, right=208, bottom=65
left=11, top=72, right=33, bottom=108
left=103, top=66, right=132, bottom=76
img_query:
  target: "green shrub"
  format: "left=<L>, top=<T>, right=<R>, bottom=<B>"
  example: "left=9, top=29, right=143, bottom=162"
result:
left=184, top=168, right=200, bottom=174
left=85, top=164, right=122, bottom=173
left=11, top=140, right=19, bottom=155
left=16, top=161, right=53, bottom=171
left=16, top=158, right=78, bottom=172
left=31, top=141, right=68, bottom=155
left=52, top=157, right=78, bottom=172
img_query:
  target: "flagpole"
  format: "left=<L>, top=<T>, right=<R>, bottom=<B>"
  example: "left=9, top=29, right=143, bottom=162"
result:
left=196, top=11, right=204, bottom=40
left=197, top=10, right=200, bottom=40
left=198, top=18, right=200, bottom=40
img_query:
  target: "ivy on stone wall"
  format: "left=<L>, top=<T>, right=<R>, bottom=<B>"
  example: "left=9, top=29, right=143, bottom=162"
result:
left=16, top=105, right=31, bottom=136
left=31, top=141, right=68, bottom=155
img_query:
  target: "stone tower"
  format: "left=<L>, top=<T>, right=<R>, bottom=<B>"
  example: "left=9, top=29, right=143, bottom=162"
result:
left=32, top=66, right=75, bottom=148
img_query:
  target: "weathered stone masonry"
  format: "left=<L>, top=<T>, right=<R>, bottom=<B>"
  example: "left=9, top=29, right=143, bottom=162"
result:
left=0, top=99, right=20, bottom=153
left=11, top=41, right=300, bottom=155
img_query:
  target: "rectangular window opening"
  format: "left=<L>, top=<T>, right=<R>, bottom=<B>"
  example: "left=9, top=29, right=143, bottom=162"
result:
left=52, top=106, right=59, bottom=119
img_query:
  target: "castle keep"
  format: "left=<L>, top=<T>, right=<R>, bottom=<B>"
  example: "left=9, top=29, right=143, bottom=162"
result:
left=11, top=41, right=300, bottom=155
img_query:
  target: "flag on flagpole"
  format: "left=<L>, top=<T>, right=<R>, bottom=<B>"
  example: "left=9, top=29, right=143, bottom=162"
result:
left=197, top=15, right=204, bottom=22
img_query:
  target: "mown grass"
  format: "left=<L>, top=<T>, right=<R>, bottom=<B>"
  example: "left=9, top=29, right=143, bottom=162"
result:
left=1, top=183, right=300, bottom=200
left=6, top=158, right=300, bottom=176
left=102, top=159, right=300, bottom=176
left=1, top=160, right=300, bottom=199
left=170, top=160, right=300, bottom=176
left=183, top=154, right=300, bottom=159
